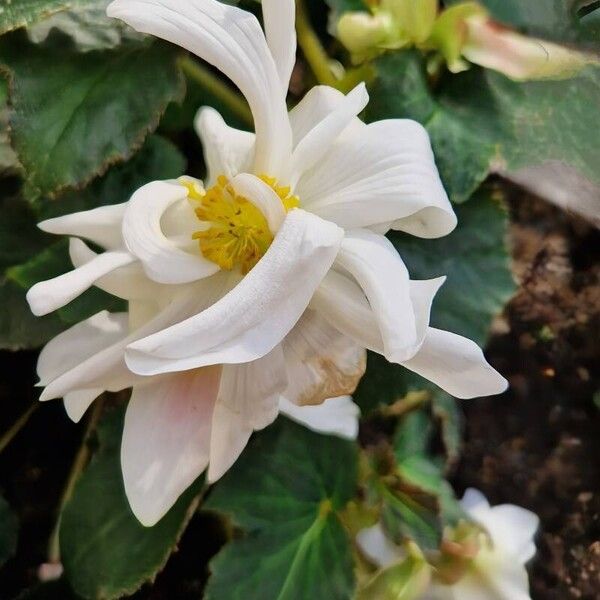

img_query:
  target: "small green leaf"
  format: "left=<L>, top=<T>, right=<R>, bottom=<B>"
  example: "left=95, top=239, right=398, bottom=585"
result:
left=204, top=418, right=358, bottom=600
left=0, top=0, right=89, bottom=35
left=60, top=406, right=204, bottom=600
left=0, top=493, right=18, bottom=568
left=431, top=392, right=462, bottom=467
left=0, top=79, right=19, bottom=174
left=0, top=33, right=184, bottom=201
left=357, top=555, right=431, bottom=600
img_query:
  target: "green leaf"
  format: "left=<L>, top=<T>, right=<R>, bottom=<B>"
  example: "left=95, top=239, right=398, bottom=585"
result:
left=0, top=33, right=184, bottom=201
left=0, top=0, right=90, bottom=35
left=431, top=392, right=462, bottom=467
left=60, top=406, right=204, bottom=600
left=0, top=79, right=19, bottom=174
left=204, top=418, right=357, bottom=600
left=0, top=279, right=64, bottom=350
left=0, top=493, right=18, bottom=568
left=354, top=190, right=515, bottom=411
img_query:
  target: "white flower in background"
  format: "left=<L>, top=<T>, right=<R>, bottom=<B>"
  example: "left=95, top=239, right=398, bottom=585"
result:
left=27, top=0, right=506, bottom=526
left=357, top=488, right=540, bottom=600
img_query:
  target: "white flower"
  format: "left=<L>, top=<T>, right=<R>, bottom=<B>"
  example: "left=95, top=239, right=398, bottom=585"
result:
left=27, top=0, right=507, bottom=525
left=356, top=489, right=540, bottom=600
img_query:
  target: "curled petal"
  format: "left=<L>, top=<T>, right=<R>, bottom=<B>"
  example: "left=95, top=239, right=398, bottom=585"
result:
left=126, top=209, right=344, bottom=375
left=38, top=203, right=126, bottom=249
left=121, top=366, right=222, bottom=526
left=289, top=83, right=370, bottom=186
left=64, top=389, right=103, bottom=423
left=107, top=0, right=292, bottom=176
left=262, top=0, right=296, bottom=94
left=298, top=119, right=455, bottom=238
left=194, top=106, right=255, bottom=183
left=401, top=327, right=508, bottom=399
left=335, top=230, right=418, bottom=362
left=231, top=173, right=287, bottom=233
left=279, top=396, right=360, bottom=440
left=27, top=248, right=134, bottom=316
left=122, top=180, right=219, bottom=284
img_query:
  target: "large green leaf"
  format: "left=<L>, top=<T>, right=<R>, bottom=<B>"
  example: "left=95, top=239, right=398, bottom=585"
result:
left=60, top=407, right=204, bottom=600
left=0, top=79, right=19, bottom=174
left=0, top=33, right=184, bottom=201
left=0, top=0, right=92, bottom=35
left=354, top=190, right=514, bottom=411
left=0, top=493, right=18, bottom=568
left=204, top=418, right=357, bottom=600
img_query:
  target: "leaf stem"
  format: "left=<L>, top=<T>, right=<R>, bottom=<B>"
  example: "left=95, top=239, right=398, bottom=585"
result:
left=47, top=398, right=105, bottom=564
left=295, top=0, right=339, bottom=87
left=178, top=55, right=253, bottom=127
left=0, top=403, right=39, bottom=455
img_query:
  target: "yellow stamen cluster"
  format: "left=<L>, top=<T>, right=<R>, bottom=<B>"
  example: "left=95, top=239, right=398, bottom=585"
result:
left=185, top=175, right=299, bottom=275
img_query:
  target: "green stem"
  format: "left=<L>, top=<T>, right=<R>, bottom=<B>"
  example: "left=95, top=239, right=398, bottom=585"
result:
left=47, top=398, right=105, bottom=564
left=0, top=403, right=38, bottom=454
left=295, top=0, right=339, bottom=87
left=179, top=55, right=253, bottom=127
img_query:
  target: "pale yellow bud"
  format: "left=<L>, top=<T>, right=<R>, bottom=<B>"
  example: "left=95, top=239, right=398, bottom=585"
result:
left=383, top=0, right=439, bottom=44
left=337, top=11, right=397, bottom=62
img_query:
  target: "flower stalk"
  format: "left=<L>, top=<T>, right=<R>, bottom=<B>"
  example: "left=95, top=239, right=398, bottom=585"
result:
left=0, top=403, right=38, bottom=454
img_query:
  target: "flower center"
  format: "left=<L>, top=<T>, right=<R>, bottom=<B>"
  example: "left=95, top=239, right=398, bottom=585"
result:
left=183, top=175, right=299, bottom=275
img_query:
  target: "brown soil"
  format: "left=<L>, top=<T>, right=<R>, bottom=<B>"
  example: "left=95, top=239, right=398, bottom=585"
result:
left=454, top=189, right=600, bottom=600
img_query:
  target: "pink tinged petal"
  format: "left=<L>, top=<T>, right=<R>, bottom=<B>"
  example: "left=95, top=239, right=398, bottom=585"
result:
left=194, top=107, right=255, bottom=184
left=230, top=173, right=286, bottom=233
left=122, top=180, right=219, bottom=284
left=298, top=119, right=456, bottom=238
left=288, top=85, right=348, bottom=147
left=69, top=238, right=164, bottom=301
left=262, top=0, right=296, bottom=94
left=207, top=346, right=286, bottom=483
left=106, top=0, right=292, bottom=176
left=401, top=328, right=508, bottom=399
left=63, top=389, right=103, bottom=423
left=279, top=395, right=360, bottom=440
left=121, top=366, right=222, bottom=526
left=126, top=209, right=344, bottom=376
left=335, top=230, right=418, bottom=362
left=288, top=83, right=370, bottom=186
left=282, top=309, right=366, bottom=406
left=26, top=248, right=134, bottom=316
left=464, top=16, right=598, bottom=81
left=38, top=203, right=126, bottom=249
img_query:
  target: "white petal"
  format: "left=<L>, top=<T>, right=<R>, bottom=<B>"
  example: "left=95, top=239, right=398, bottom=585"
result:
left=121, top=366, right=221, bottom=526
left=207, top=346, right=286, bottom=483
left=461, top=487, right=490, bottom=513
left=126, top=209, right=344, bottom=375
left=282, top=309, right=366, bottom=406
left=38, top=203, right=126, bottom=249
left=231, top=173, right=286, bottom=233
left=262, top=0, right=296, bottom=94
left=40, top=279, right=230, bottom=401
left=312, top=269, right=384, bottom=354
left=297, top=119, right=456, bottom=238
left=63, top=389, right=102, bottom=423
left=288, top=83, right=369, bottom=186
left=194, top=106, right=255, bottom=184
left=107, top=0, right=292, bottom=176
left=335, top=230, right=418, bottom=362
left=356, top=523, right=403, bottom=568
left=453, top=559, right=532, bottom=600
left=401, top=328, right=508, bottom=399
left=26, top=249, right=134, bottom=316
left=37, top=311, right=129, bottom=387
left=69, top=238, right=164, bottom=301
left=122, top=180, right=219, bottom=284
left=279, top=395, right=360, bottom=440
left=491, top=505, right=540, bottom=563
left=289, top=86, right=348, bottom=147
